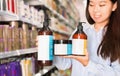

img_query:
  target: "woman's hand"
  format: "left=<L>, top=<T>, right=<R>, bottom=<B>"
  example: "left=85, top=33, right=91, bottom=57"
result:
left=62, top=50, right=89, bottom=66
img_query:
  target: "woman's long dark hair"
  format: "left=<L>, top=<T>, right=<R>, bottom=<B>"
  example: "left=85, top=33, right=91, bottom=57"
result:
left=86, top=0, right=120, bottom=62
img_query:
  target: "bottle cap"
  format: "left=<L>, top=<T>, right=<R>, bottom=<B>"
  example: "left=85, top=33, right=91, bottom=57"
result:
left=54, top=40, right=72, bottom=44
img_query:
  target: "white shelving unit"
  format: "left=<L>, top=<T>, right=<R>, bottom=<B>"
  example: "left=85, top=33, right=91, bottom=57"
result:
left=0, top=10, right=71, bottom=36
left=0, top=0, right=78, bottom=75
left=35, top=66, right=55, bottom=76
left=0, top=11, right=19, bottom=21
left=43, top=4, right=75, bottom=29
left=0, top=48, right=37, bottom=59
left=25, top=0, right=75, bottom=29
left=0, top=0, right=77, bottom=59
left=0, top=11, right=41, bottom=27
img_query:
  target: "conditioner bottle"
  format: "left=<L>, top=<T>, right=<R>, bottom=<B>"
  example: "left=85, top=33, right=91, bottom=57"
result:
left=37, top=14, right=53, bottom=66
left=72, top=22, right=87, bottom=56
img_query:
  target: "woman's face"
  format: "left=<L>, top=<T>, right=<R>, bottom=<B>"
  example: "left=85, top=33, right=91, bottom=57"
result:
left=88, top=0, right=116, bottom=24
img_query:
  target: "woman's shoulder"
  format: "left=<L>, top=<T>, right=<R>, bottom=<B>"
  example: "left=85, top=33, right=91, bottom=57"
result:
left=83, top=23, right=93, bottom=33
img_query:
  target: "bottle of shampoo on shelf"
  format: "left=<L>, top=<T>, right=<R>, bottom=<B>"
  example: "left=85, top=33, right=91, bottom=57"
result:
left=72, top=22, right=87, bottom=56
left=37, top=13, right=54, bottom=66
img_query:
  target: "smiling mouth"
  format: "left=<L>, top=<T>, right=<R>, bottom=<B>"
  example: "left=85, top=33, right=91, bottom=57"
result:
left=94, top=15, right=101, bottom=18
left=93, top=16, right=101, bottom=20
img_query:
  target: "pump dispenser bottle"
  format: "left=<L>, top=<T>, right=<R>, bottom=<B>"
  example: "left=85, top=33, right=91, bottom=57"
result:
left=37, top=12, right=53, bottom=66
left=72, top=22, right=87, bottom=56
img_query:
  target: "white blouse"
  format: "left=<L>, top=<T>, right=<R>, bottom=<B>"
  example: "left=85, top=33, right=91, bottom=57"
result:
left=53, top=24, right=120, bottom=76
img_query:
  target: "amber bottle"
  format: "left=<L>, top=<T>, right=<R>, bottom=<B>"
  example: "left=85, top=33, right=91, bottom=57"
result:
left=72, top=22, right=87, bottom=56
left=37, top=15, right=53, bottom=66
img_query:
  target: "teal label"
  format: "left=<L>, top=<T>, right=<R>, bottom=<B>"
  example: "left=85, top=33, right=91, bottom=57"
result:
left=67, top=44, right=72, bottom=55
left=49, top=36, right=53, bottom=60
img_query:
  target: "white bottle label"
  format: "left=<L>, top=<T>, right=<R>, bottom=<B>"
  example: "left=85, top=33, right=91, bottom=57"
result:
left=54, top=44, right=72, bottom=55
left=37, top=35, right=53, bottom=60
left=72, top=39, right=87, bottom=55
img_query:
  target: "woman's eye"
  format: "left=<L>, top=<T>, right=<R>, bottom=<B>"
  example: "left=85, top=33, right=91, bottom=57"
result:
left=100, top=4, right=105, bottom=7
left=89, top=4, right=94, bottom=6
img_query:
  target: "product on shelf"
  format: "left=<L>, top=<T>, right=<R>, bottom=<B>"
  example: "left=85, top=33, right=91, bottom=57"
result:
left=3, top=25, right=9, bottom=52
left=0, top=1, right=1, bottom=10
left=0, top=57, right=35, bottom=76
left=29, top=26, right=37, bottom=48
left=19, top=27, right=23, bottom=49
left=22, top=23, right=29, bottom=49
left=10, top=21, right=20, bottom=50
left=38, top=9, right=45, bottom=27
left=7, top=25, right=12, bottom=51
left=0, top=25, right=4, bottom=52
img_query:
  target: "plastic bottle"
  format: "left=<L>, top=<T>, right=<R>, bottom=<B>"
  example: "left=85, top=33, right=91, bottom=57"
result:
left=37, top=13, right=53, bottom=66
left=54, top=40, right=72, bottom=56
left=72, top=22, right=87, bottom=56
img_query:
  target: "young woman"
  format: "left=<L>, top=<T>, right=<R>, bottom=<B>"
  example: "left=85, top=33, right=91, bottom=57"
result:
left=53, top=0, right=120, bottom=76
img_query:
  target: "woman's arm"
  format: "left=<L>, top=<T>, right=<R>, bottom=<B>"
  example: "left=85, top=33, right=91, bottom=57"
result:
left=84, top=60, right=120, bottom=76
left=62, top=50, right=120, bottom=76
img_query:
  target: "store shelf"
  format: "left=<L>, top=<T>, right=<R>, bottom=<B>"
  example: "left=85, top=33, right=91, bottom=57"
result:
left=50, top=27, right=71, bottom=36
left=0, top=11, right=71, bottom=36
left=44, top=4, right=75, bottom=29
left=57, top=0, right=79, bottom=23
left=19, top=17, right=41, bottom=27
left=0, top=11, right=19, bottom=21
left=0, top=11, right=41, bottom=27
left=35, top=66, right=56, bottom=76
left=25, top=0, right=75, bottom=29
left=58, top=0, right=77, bottom=15
left=24, top=0, right=43, bottom=6
left=0, top=48, right=37, bottom=59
